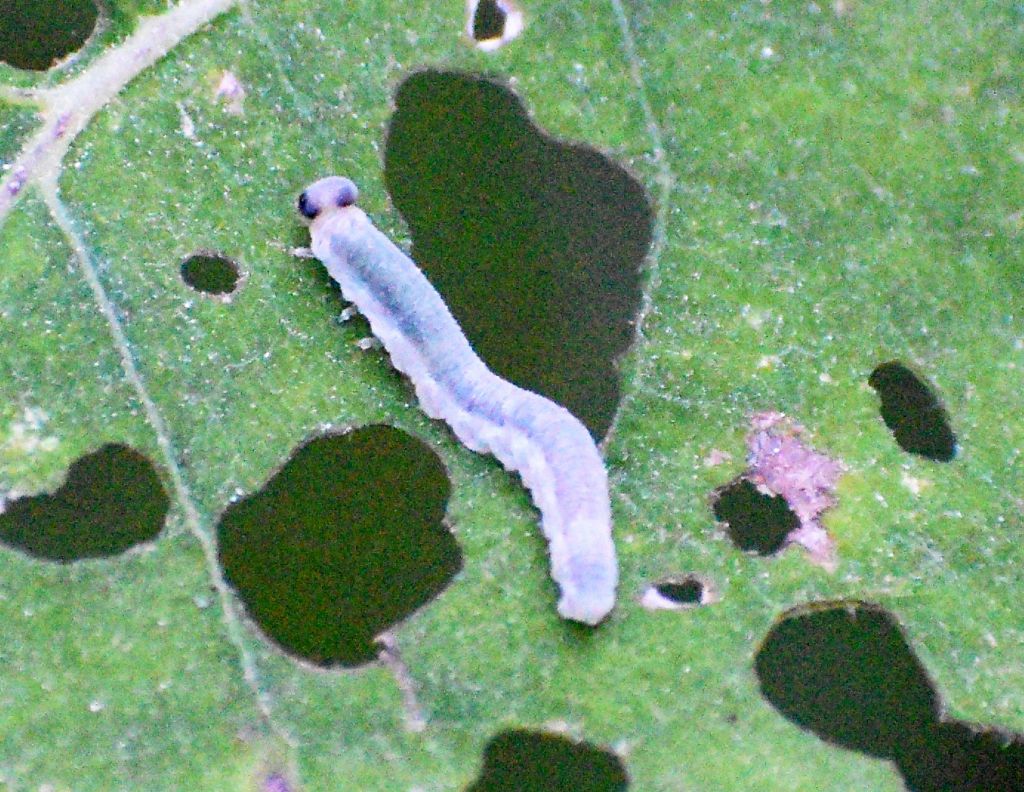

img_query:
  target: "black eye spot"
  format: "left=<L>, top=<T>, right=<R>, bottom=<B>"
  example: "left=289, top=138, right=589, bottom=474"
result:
left=297, top=191, right=318, bottom=219
left=335, top=181, right=358, bottom=208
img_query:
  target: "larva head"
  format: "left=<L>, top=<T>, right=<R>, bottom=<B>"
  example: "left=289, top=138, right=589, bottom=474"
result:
left=297, top=176, right=359, bottom=222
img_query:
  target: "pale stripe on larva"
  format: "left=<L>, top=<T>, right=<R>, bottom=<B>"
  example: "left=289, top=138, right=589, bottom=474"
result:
left=297, top=176, right=617, bottom=625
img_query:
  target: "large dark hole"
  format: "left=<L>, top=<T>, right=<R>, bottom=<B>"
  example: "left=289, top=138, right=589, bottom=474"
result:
left=868, top=361, right=957, bottom=462
left=466, top=730, right=629, bottom=792
left=180, top=252, right=240, bottom=296
left=712, top=478, right=798, bottom=555
left=472, top=0, right=507, bottom=42
left=0, top=0, right=98, bottom=71
left=217, top=425, right=461, bottom=667
left=384, top=70, right=653, bottom=440
left=0, top=443, right=168, bottom=561
left=755, top=601, right=940, bottom=759
left=755, top=601, right=1024, bottom=791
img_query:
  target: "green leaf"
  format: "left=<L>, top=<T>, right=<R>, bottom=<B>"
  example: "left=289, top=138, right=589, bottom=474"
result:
left=1, top=0, right=1022, bottom=789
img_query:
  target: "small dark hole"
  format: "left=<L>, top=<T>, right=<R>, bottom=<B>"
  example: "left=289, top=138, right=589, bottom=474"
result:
left=868, top=361, right=957, bottom=462
left=755, top=601, right=1024, bottom=791
left=472, top=0, right=507, bottom=41
left=181, top=253, right=240, bottom=296
left=655, top=577, right=703, bottom=605
left=466, top=730, right=629, bottom=792
left=217, top=425, right=462, bottom=667
left=712, top=478, right=798, bottom=555
left=0, top=0, right=98, bottom=71
left=385, top=70, right=653, bottom=440
left=0, top=443, right=169, bottom=561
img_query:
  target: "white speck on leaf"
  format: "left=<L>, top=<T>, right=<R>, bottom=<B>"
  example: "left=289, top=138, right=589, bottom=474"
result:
left=3, top=406, right=60, bottom=455
left=177, top=102, right=196, bottom=140
left=901, top=471, right=931, bottom=495
left=703, top=448, right=733, bottom=467
left=214, top=70, right=245, bottom=114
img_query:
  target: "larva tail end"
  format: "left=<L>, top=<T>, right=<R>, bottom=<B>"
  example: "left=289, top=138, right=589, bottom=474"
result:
left=298, top=176, right=359, bottom=221
left=556, top=555, right=617, bottom=625
left=551, top=530, right=618, bottom=626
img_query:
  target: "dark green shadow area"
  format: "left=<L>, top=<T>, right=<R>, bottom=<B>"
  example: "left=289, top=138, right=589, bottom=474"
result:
left=385, top=70, right=653, bottom=440
left=0, top=0, right=98, bottom=70
left=712, top=478, right=798, bottom=555
left=180, top=252, right=240, bottom=296
left=217, top=425, right=461, bottom=667
left=869, top=361, right=957, bottom=462
left=0, top=443, right=168, bottom=561
left=466, top=729, right=629, bottom=792
left=755, top=601, right=1024, bottom=791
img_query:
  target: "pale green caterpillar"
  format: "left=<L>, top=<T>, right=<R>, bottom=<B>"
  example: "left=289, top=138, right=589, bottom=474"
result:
left=298, top=176, right=617, bottom=625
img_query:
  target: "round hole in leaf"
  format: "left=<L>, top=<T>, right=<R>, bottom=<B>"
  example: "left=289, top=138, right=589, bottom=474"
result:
left=467, top=729, right=629, bottom=792
left=868, top=360, right=957, bottom=462
left=712, top=478, right=797, bottom=555
left=0, top=443, right=169, bottom=561
left=180, top=252, right=241, bottom=296
left=0, top=0, right=99, bottom=71
left=217, top=425, right=461, bottom=667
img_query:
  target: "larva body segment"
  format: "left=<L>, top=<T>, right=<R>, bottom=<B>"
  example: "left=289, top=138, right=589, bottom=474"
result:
left=300, top=176, right=617, bottom=625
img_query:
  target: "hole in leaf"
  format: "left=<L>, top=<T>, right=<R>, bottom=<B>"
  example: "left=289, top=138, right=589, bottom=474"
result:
left=0, top=443, right=168, bottom=561
left=656, top=577, right=703, bottom=604
left=868, top=361, right=957, bottom=462
left=217, top=425, right=461, bottom=667
left=904, top=722, right=1024, bottom=792
left=0, top=0, right=98, bottom=71
left=756, top=601, right=939, bottom=758
left=472, top=0, right=506, bottom=41
left=712, top=478, right=798, bottom=555
left=640, top=574, right=715, bottom=610
left=466, top=729, right=629, bottom=792
left=755, top=601, right=1024, bottom=790
left=180, top=252, right=241, bottom=296
left=466, top=0, right=523, bottom=50
left=385, top=70, right=653, bottom=440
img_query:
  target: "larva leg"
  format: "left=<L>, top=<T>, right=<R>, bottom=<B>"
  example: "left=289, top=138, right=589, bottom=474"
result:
left=297, top=175, right=618, bottom=625
left=356, top=337, right=382, bottom=351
